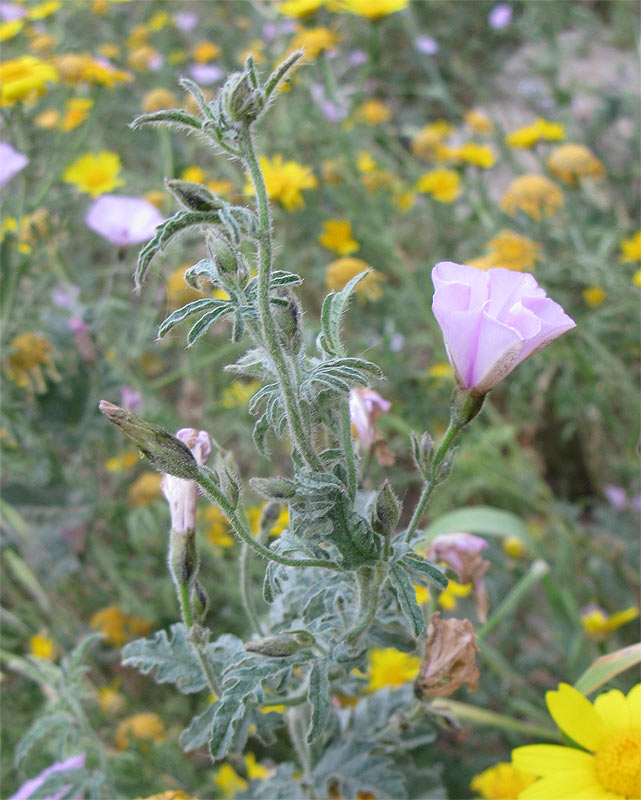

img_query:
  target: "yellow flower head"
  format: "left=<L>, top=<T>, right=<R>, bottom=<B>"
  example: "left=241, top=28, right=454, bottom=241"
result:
left=456, top=142, right=496, bottom=169
left=214, top=763, right=248, bottom=797
left=581, top=606, right=639, bottom=639
left=354, top=98, right=392, bottom=126
left=245, top=753, right=273, bottom=780
left=427, top=361, right=454, bottom=381
left=620, top=232, right=641, bottom=263
left=547, top=143, right=605, bottom=185
left=500, top=174, right=564, bottom=220
left=142, top=88, right=178, bottom=114
left=279, top=0, right=325, bottom=16
left=220, top=379, right=261, bottom=409
left=505, top=118, right=565, bottom=149
left=583, top=285, right=605, bottom=307
left=414, top=584, right=430, bottom=606
left=411, top=120, right=453, bottom=160
left=470, top=762, right=536, bottom=799
left=30, top=632, right=56, bottom=660
left=512, top=682, right=641, bottom=800
left=35, top=108, right=60, bottom=128
left=28, top=1, right=61, bottom=20
left=90, top=605, right=151, bottom=647
left=30, top=33, right=57, bottom=55
left=465, top=108, right=494, bottom=135
left=325, top=257, right=386, bottom=302
left=0, top=55, right=59, bottom=106
left=502, top=535, right=527, bottom=559
left=116, top=712, right=166, bottom=750
left=437, top=578, right=471, bottom=610
left=202, top=505, right=234, bottom=549
left=471, top=229, right=541, bottom=272
left=98, top=681, right=125, bottom=714
left=104, top=450, right=139, bottom=472
left=5, top=332, right=60, bottom=393
left=290, top=25, right=341, bottom=59
left=181, top=165, right=206, bottom=184
left=166, top=265, right=203, bottom=308
left=367, top=647, right=420, bottom=691
left=128, top=45, right=160, bottom=72
left=0, top=19, right=24, bottom=41
left=192, top=40, right=221, bottom=63
left=246, top=155, right=317, bottom=211
left=319, top=219, right=360, bottom=255
left=61, top=97, right=93, bottom=131
left=329, top=0, right=409, bottom=19
left=246, top=504, right=290, bottom=538
left=416, top=169, right=461, bottom=204
left=128, top=472, right=163, bottom=507
left=63, top=151, right=123, bottom=197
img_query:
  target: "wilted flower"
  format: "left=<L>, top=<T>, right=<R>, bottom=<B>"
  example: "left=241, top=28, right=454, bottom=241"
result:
left=8, top=752, right=86, bottom=800
left=501, top=174, right=564, bottom=219
left=415, top=612, right=479, bottom=697
left=85, top=195, right=163, bottom=246
left=162, top=428, right=211, bottom=534
left=349, top=387, right=390, bottom=447
left=429, top=532, right=490, bottom=621
left=0, top=142, right=28, bottom=188
left=432, top=262, right=575, bottom=395
left=488, top=3, right=512, bottom=28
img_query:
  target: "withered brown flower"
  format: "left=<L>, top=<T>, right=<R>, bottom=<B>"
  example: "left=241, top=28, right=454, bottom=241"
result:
left=415, top=612, right=479, bottom=698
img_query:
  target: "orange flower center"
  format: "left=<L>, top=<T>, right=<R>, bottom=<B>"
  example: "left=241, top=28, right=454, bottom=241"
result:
left=594, top=733, right=641, bottom=798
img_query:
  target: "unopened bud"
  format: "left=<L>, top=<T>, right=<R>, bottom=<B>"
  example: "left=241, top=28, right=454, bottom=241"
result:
left=208, top=235, right=238, bottom=274
left=165, top=179, right=224, bottom=213
left=190, top=580, right=209, bottom=621
left=222, top=70, right=265, bottom=126
left=99, top=401, right=198, bottom=479
left=272, top=291, right=303, bottom=355
left=260, top=501, right=282, bottom=536
left=373, top=479, right=401, bottom=536
left=244, top=635, right=304, bottom=658
left=168, top=528, right=199, bottom=587
left=250, top=476, right=296, bottom=500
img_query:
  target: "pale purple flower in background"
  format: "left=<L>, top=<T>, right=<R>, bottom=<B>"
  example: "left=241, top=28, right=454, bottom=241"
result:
left=488, top=3, right=512, bottom=29
left=173, top=9, right=198, bottom=31
left=415, top=35, right=439, bottom=55
left=121, top=385, right=143, bottom=412
left=0, top=142, right=28, bottom=189
left=85, top=195, right=163, bottom=247
left=51, top=284, right=80, bottom=308
left=162, top=429, right=211, bottom=533
left=148, top=52, right=164, bottom=71
left=0, top=2, right=27, bottom=20
left=349, top=387, right=391, bottom=448
left=348, top=49, right=368, bottom=67
left=429, top=532, right=490, bottom=621
left=69, top=317, right=96, bottom=361
left=603, top=484, right=628, bottom=512
left=432, top=262, right=575, bottom=395
left=9, top=752, right=86, bottom=800
left=310, top=83, right=348, bottom=122
left=389, top=333, right=405, bottom=352
left=189, top=63, right=223, bottom=85
left=262, top=21, right=278, bottom=41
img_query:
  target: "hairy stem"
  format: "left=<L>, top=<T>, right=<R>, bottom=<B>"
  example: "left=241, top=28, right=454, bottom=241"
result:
left=340, top=397, right=358, bottom=501
left=240, top=542, right=265, bottom=635
left=344, top=564, right=386, bottom=643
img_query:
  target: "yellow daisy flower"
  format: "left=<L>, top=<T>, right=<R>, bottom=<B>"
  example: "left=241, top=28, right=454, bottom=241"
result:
left=319, top=219, right=360, bottom=255
left=246, top=155, right=317, bottom=211
left=583, top=286, right=605, bottom=307
left=116, top=712, right=166, bottom=750
left=505, top=118, right=565, bottom=149
left=500, top=174, right=564, bottom=220
left=367, top=647, right=420, bottom=691
left=214, top=763, right=247, bottom=797
left=30, top=632, right=56, bottom=660
left=512, top=682, right=640, bottom=800
left=416, top=169, right=461, bottom=203
left=329, top=0, right=409, bottom=19
left=279, top=0, right=325, bottom=16
left=547, top=143, right=605, bottom=185
left=61, top=97, right=93, bottom=131
left=465, top=108, right=494, bottom=135
left=128, top=472, right=163, bottom=507
left=141, top=88, right=178, bottom=114
left=325, top=257, right=386, bottom=301
left=63, top=151, right=123, bottom=197
left=620, top=232, right=641, bottom=263
left=411, top=120, right=453, bottom=160
left=290, top=25, right=341, bottom=59
left=470, top=761, right=536, bottom=799
left=0, top=55, right=59, bottom=106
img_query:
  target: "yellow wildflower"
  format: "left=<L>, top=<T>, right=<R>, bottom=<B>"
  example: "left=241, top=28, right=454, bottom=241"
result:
left=116, top=712, right=166, bottom=750
left=192, top=41, right=221, bottom=63
left=5, top=332, right=60, bottom=393
left=633, top=269, right=641, bottom=288
left=505, top=118, right=565, bottom=149
left=367, top=648, right=420, bottom=691
left=290, top=26, right=340, bottom=59
left=54, top=54, right=131, bottom=88
left=512, top=682, right=641, bottom=800
left=465, top=108, right=494, bottom=135
left=128, top=45, right=160, bottom=72
left=427, top=362, right=454, bottom=381
left=220, top=380, right=261, bottom=409
left=500, top=174, right=564, bottom=220
left=502, top=536, right=527, bottom=559
left=246, top=155, right=317, bottom=211
left=319, top=219, right=360, bottom=255
left=28, top=1, right=61, bottom=19
left=30, top=633, right=56, bottom=660
left=104, top=450, right=139, bottom=472
left=547, top=143, right=605, bottom=185
left=354, top=98, right=392, bottom=126
left=207, top=179, right=234, bottom=196
left=238, top=39, right=266, bottom=66
left=147, top=10, right=169, bottom=30
left=414, top=584, right=430, bottom=606
left=326, top=257, right=386, bottom=302
left=245, top=753, right=273, bottom=780
left=620, top=231, right=641, bottom=263
left=438, top=579, right=471, bottom=611
left=581, top=606, right=639, bottom=639
left=279, top=0, right=325, bottom=16
left=90, top=605, right=151, bottom=647
left=98, top=44, right=120, bottom=59
left=0, top=55, right=59, bottom=106
left=98, top=681, right=125, bottom=714
left=128, top=472, right=162, bottom=506
left=471, top=229, right=541, bottom=272
left=61, top=97, right=93, bottom=131
left=127, top=24, right=148, bottom=49
left=29, top=32, right=56, bottom=54
left=330, top=0, right=409, bottom=19
left=0, top=20, right=24, bottom=41
left=181, top=165, right=206, bottom=183
left=214, top=764, right=247, bottom=797
left=141, top=88, right=178, bottom=114
left=416, top=169, right=461, bottom=203
left=202, top=506, right=234, bottom=549
left=63, top=151, right=123, bottom=197
left=356, top=150, right=377, bottom=173
left=583, top=286, right=605, bottom=307
left=470, top=762, right=536, bottom=799
left=456, top=142, right=496, bottom=169
left=393, top=187, right=416, bottom=211
left=246, top=505, right=290, bottom=538
left=411, top=120, right=453, bottom=160
left=145, top=190, right=167, bottom=209
left=35, top=108, right=60, bottom=129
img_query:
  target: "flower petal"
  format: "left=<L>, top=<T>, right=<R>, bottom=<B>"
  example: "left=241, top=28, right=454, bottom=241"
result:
left=627, top=683, right=641, bottom=730
left=432, top=290, right=482, bottom=387
left=518, top=773, right=611, bottom=800
left=515, top=294, right=576, bottom=364
left=593, top=688, right=630, bottom=738
left=545, top=683, right=607, bottom=751
left=433, top=261, right=489, bottom=310
left=470, top=309, right=523, bottom=392
left=512, top=744, right=594, bottom=776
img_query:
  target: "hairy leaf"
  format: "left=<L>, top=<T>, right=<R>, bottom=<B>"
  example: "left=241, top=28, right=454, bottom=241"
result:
left=307, top=661, right=332, bottom=743
left=388, top=563, right=425, bottom=638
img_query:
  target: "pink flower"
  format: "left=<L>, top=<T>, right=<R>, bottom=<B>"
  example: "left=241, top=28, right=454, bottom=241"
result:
left=603, top=484, right=627, bottom=511
left=432, top=262, right=575, bottom=394
left=8, top=752, right=86, bottom=800
left=0, top=142, right=28, bottom=189
left=120, top=385, right=143, bottom=412
left=68, top=317, right=96, bottom=361
left=488, top=3, right=512, bottom=28
left=349, top=387, right=391, bottom=448
left=162, top=429, right=210, bottom=534
left=429, top=532, right=490, bottom=621
left=189, top=63, right=223, bottom=85
left=85, top=195, right=163, bottom=247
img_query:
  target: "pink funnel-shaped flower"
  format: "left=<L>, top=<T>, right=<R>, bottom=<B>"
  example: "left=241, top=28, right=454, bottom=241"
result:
left=349, top=387, right=391, bottom=448
left=85, top=195, right=163, bottom=247
left=432, top=262, right=575, bottom=394
left=162, top=429, right=210, bottom=534
left=0, top=142, right=28, bottom=189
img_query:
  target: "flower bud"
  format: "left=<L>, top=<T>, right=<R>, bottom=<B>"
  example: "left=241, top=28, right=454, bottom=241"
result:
left=168, top=528, right=198, bottom=587
left=249, top=476, right=296, bottom=500
left=99, top=401, right=199, bottom=479
left=221, top=70, right=265, bottom=126
left=165, top=179, right=224, bottom=213
left=272, top=291, right=303, bottom=355
left=244, top=635, right=305, bottom=658
left=190, top=580, right=209, bottom=622
left=372, top=479, right=401, bottom=536
left=208, top=235, right=238, bottom=274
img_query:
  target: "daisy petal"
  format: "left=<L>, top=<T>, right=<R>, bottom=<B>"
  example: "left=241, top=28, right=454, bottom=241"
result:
left=512, top=744, right=594, bottom=776
left=627, top=683, right=641, bottom=729
left=546, top=683, right=607, bottom=751
left=593, top=689, right=630, bottom=738
left=518, top=773, right=610, bottom=800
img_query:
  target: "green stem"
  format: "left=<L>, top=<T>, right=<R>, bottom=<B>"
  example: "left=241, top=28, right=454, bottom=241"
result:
left=197, top=467, right=345, bottom=572
left=240, top=125, right=322, bottom=470
left=240, top=542, right=265, bottom=635
left=340, top=397, right=357, bottom=501
left=177, top=582, right=193, bottom=629
left=431, top=699, right=561, bottom=741
left=344, top=564, right=386, bottom=643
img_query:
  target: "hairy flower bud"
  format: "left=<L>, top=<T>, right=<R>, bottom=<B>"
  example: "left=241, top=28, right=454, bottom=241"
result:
left=169, top=528, right=198, bottom=587
left=272, top=291, right=303, bottom=355
left=99, top=401, right=199, bottom=479
left=208, top=235, right=238, bottom=274
left=244, top=635, right=305, bottom=658
left=221, top=70, right=265, bottom=126
left=190, top=580, right=209, bottom=621
left=165, top=179, right=225, bottom=213
left=373, top=479, right=401, bottom=536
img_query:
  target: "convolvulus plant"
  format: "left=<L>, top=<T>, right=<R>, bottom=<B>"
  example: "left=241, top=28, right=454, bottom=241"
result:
left=100, top=53, right=575, bottom=799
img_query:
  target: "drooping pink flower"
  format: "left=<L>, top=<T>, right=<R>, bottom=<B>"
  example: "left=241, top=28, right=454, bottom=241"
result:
left=0, top=142, right=28, bottom=189
left=432, top=262, right=575, bottom=394
left=85, top=195, right=163, bottom=247
left=429, top=532, right=490, bottom=621
left=161, top=429, right=211, bottom=534
left=349, top=387, right=391, bottom=448
left=8, top=752, right=86, bottom=800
